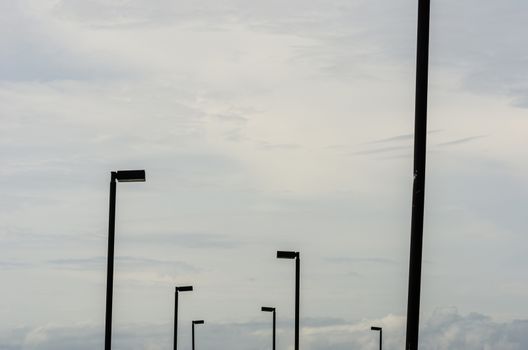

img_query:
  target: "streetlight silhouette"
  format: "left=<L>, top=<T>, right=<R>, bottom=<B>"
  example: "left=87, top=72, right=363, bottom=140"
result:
left=261, top=307, right=276, bottom=350
left=276, top=250, right=300, bottom=350
left=104, top=170, right=146, bottom=350
left=174, top=286, right=193, bottom=350
left=371, top=326, right=382, bottom=350
left=406, top=1, right=431, bottom=349
left=192, top=320, right=205, bottom=350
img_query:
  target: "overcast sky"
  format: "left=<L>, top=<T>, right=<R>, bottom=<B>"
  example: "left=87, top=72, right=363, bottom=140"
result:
left=1, top=0, right=528, bottom=349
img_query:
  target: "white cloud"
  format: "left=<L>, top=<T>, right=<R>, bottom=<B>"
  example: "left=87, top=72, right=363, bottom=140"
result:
left=2, top=310, right=528, bottom=350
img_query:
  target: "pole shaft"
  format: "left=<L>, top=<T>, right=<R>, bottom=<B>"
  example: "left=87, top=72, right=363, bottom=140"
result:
left=380, top=329, right=382, bottom=350
left=405, top=1, right=430, bottom=350
left=174, top=291, right=178, bottom=350
left=273, top=310, right=276, bottom=350
left=295, top=256, right=300, bottom=350
left=105, top=177, right=117, bottom=350
left=192, top=323, right=195, bottom=350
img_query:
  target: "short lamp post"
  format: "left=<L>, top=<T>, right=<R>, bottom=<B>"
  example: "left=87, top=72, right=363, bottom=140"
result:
left=276, top=250, right=300, bottom=350
left=192, top=320, right=205, bottom=350
left=104, top=170, right=146, bottom=350
left=174, top=286, right=193, bottom=350
left=261, top=307, right=276, bottom=350
left=371, top=326, right=382, bottom=350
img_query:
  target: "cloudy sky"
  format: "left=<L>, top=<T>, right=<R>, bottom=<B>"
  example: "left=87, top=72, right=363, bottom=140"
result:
left=1, top=0, right=528, bottom=349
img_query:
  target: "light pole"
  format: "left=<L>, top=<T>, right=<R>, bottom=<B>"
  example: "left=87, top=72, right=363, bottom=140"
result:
left=192, top=320, right=205, bottom=350
left=261, top=307, right=276, bottom=350
left=371, top=326, right=382, bottom=350
left=276, top=250, right=300, bottom=350
left=406, top=1, right=431, bottom=349
left=174, top=286, right=193, bottom=350
left=105, top=170, right=145, bottom=350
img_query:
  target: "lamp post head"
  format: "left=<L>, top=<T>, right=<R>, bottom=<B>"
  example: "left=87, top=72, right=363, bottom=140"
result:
left=276, top=251, right=298, bottom=259
left=114, top=170, right=146, bottom=182
left=193, top=320, right=205, bottom=325
left=176, top=286, right=193, bottom=292
left=371, top=326, right=382, bottom=331
left=261, top=307, right=275, bottom=312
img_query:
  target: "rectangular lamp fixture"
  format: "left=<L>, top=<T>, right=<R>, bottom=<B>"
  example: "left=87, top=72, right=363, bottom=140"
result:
left=115, top=170, right=146, bottom=182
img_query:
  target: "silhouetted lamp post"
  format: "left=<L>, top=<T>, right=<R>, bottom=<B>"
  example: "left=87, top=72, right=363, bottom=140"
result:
left=406, top=1, right=431, bottom=349
left=104, top=170, right=146, bottom=350
left=261, top=307, right=276, bottom=350
left=192, top=320, right=205, bottom=350
left=371, top=326, right=382, bottom=350
left=276, top=250, right=300, bottom=350
left=174, top=286, right=193, bottom=350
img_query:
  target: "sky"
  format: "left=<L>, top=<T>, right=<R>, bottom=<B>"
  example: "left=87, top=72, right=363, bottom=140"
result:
left=1, top=0, right=528, bottom=349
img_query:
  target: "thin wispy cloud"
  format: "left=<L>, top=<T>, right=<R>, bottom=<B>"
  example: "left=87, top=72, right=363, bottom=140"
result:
left=126, top=232, right=242, bottom=249
left=349, top=145, right=410, bottom=156
left=46, top=256, right=198, bottom=272
left=326, top=257, right=399, bottom=266
left=257, top=141, right=302, bottom=150
left=435, top=135, right=488, bottom=147
left=0, top=261, right=32, bottom=270
left=363, top=130, right=443, bottom=145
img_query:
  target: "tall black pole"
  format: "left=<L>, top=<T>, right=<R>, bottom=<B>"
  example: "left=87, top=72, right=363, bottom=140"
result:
left=273, top=309, right=276, bottom=350
left=174, top=289, right=179, bottom=350
left=295, top=254, right=300, bottom=350
left=405, top=1, right=430, bottom=350
left=380, top=328, right=383, bottom=350
left=192, top=322, right=195, bottom=350
left=104, top=173, right=117, bottom=350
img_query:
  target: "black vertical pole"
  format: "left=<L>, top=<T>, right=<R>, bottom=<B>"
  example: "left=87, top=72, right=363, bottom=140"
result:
left=174, top=290, right=179, bottom=350
left=192, top=322, right=195, bottom=350
left=380, top=328, right=383, bottom=350
left=273, top=309, right=276, bottom=350
left=105, top=173, right=117, bottom=350
left=405, top=1, right=430, bottom=350
left=295, top=254, right=300, bottom=350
